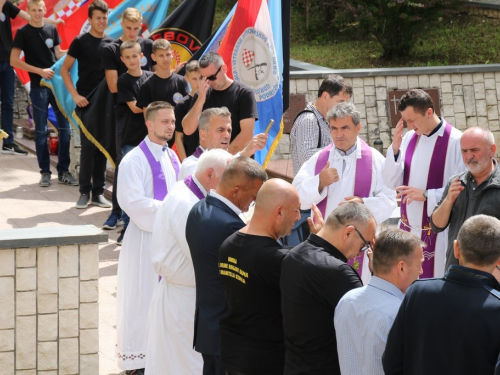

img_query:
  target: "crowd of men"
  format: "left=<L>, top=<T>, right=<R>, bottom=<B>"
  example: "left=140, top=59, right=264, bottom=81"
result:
left=2, top=1, right=500, bottom=375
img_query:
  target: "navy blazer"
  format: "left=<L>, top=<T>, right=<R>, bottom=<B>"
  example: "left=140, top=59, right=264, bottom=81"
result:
left=186, top=194, right=245, bottom=356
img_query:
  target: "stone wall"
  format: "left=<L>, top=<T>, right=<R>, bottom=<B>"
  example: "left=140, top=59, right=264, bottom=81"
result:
left=0, top=225, right=107, bottom=375
left=273, top=63, right=500, bottom=160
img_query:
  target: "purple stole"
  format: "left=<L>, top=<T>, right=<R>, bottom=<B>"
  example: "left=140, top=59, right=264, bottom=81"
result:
left=192, top=146, right=204, bottom=158
left=314, top=139, right=373, bottom=276
left=399, top=122, right=452, bottom=278
left=184, top=175, right=205, bottom=200
left=139, top=140, right=179, bottom=201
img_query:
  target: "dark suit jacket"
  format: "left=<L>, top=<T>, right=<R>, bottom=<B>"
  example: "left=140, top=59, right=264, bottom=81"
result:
left=186, top=194, right=245, bottom=356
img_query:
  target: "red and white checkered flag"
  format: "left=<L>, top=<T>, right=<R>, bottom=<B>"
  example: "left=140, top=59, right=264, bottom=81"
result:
left=242, top=48, right=255, bottom=68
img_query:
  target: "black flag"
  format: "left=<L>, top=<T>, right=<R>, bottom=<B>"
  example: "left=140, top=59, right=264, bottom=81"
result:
left=149, top=0, right=216, bottom=69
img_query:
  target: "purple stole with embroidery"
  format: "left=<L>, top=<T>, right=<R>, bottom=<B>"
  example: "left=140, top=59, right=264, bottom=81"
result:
left=399, top=122, right=452, bottom=278
left=139, top=140, right=179, bottom=201
left=184, top=175, right=205, bottom=200
left=192, top=146, right=204, bottom=158
left=314, top=139, right=373, bottom=276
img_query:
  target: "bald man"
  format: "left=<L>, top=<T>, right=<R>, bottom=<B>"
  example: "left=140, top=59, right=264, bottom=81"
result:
left=217, top=179, right=301, bottom=375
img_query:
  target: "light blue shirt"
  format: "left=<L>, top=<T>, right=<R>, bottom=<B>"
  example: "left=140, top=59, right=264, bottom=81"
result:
left=334, top=276, right=404, bottom=375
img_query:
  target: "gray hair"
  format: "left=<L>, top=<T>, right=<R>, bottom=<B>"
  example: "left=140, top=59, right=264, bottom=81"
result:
left=463, top=126, right=495, bottom=147
left=325, top=201, right=375, bottom=230
left=326, top=101, right=361, bottom=126
left=199, top=52, right=223, bottom=69
left=198, top=107, right=231, bottom=132
left=457, top=215, right=500, bottom=266
left=220, top=156, right=268, bottom=187
left=195, top=149, right=233, bottom=177
left=372, top=229, right=425, bottom=275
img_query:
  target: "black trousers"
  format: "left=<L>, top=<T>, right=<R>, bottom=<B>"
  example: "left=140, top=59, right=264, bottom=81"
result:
left=202, top=353, right=225, bottom=375
left=79, top=129, right=107, bottom=196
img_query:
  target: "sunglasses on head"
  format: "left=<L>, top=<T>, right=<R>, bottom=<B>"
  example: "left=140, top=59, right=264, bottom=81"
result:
left=202, top=65, right=222, bottom=81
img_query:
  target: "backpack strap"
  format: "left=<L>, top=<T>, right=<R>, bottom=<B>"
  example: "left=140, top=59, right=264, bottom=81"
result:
left=294, top=109, right=322, bottom=149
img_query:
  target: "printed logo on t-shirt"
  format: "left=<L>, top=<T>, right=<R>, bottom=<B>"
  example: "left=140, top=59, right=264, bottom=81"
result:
left=173, top=92, right=183, bottom=104
left=45, top=38, right=54, bottom=48
left=0, top=13, right=6, bottom=22
left=140, top=56, right=147, bottom=67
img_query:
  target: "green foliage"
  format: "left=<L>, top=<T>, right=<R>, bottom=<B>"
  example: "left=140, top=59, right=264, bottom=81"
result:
left=337, top=0, right=461, bottom=59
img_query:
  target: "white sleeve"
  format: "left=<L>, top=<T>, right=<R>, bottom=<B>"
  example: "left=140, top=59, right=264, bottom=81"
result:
left=292, top=152, right=327, bottom=210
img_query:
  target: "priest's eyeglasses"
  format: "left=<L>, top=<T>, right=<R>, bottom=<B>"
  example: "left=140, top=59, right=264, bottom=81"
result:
left=350, top=226, right=371, bottom=252
left=202, top=65, right=222, bottom=81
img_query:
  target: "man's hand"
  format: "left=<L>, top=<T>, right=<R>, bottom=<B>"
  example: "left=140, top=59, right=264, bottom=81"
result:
left=339, top=196, right=364, bottom=205
left=240, top=133, right=268, bottom=157
left=392, top=118, right=404, bottom=155
left=318, top=161, right=339, bottom=193
left=174, top=61, right=187, bottom=74
left=197, top=76, right=210, bottom=104
left=396, top=185, right=426, bottom=205
left=307, top=203, right=324, bottom=234
left=72, top=94, right=89, bottom=108
left=39, top=68, right=54, bottom=80
left=444, top=177, right=464, bottom=205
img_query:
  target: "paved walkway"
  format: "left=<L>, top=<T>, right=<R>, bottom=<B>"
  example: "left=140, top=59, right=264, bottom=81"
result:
left=0, top=148, right=124, bottom=374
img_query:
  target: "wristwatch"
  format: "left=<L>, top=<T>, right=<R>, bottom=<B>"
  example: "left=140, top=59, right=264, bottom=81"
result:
left=423, top=190, right=428, bottom=200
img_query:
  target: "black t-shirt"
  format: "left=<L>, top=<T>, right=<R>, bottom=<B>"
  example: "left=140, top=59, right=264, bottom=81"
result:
left=174, top=94, right=199, bottom=156
left=117, top=70, right=153, bottom=147
left=100, top=37, right=155, bottom=76
left=13, top=23, right=60, bottom=88
left=0, top=2, right=20, bottom=62
left=136, top=73, right=188, bottom=109
left=67, top=33, right=114, bottom=96
left=218, top=232, right=289, bottom=375
left=193, top=81, right=258, bottom=141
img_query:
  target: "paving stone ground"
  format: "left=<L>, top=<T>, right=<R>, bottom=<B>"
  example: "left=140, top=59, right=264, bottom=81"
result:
left=0, top=145, right=124, bottom=375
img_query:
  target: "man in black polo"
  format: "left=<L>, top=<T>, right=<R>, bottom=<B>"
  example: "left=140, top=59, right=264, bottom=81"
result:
left=280, top=202, right=376, bottom=375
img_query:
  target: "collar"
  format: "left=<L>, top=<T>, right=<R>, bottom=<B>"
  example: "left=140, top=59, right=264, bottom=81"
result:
left=145, top=136, right=168, bottom=161
left=307, top=233, right=347, bottom=262
left=209, top=190, right=242, bottom=216
left=335, top=142, right=357, bottom=157
left=368, top=276, right=405, bottom=300
left=192, top=174, right=208, bottom=196
left=425, top=117, right=444, bottom=137
left=446, top=265, right=500, bottom=290
left=331, top=137, right=361, bottom=158
left=307, top=102, right=327, bottom=122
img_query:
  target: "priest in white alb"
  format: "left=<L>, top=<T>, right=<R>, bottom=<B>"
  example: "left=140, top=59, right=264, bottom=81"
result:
left=146, top=148, right=233, bottom=374
left=115, top=101, right=180, bottom=373
left=293, top=101, right=396, bottom=284
left=383, top=89, right=465, bottom=278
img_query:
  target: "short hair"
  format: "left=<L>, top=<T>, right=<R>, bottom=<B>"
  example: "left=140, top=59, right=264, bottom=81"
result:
left=152, top=39, right=171, bottom=54
left=28, top=0, right=44, bottom=8
left=120, top=40, right=141, bottom=55
left=457, top=215, right=500, bottom=266
left=88, top=0, right=108, bottom=18
left=219, top=156, right=268, bottom=187
left=122, top=7, right=142, bottom=23
left=326, top=101, right=361, bottom=126
left=318, top=75, right=353, bottom=99
left=185, top=60, right=200, bottom=74
left=325, top=201, right=375, bottom=230
left=145, top=101, right=174, bottom=122
left=199, top=52, right=223, bottom=69
left=398, top=89, right=435, bottom=116
left=195, top=149, right=233, bottom=177
left=198, top=107, right=231, bottom=132
left=463, top=126, right=495, bottom=147
left=372, top=229, right=425, bottom=275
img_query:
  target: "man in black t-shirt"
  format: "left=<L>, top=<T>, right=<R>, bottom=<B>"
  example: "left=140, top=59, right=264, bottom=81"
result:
left=174, top=60, right=200, bottom=160
left=182, top=52, right=258, bottom=155
left=136, top=38, right=188, bottom=149
left=11, top=0, right=75, bottom=187
left=1, top=0, right=60, bottom=155
left=100, top=7, right=155, bottom=231
left=61, top=0, right=113, bottom=209
left=218, top=179, right=302, bottom=375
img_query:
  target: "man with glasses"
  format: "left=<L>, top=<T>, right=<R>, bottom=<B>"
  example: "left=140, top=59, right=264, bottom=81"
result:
left=293, top=101, right=396, bottom=283
left=182, top=52, right=258, bottom=155
left=335, top=229, right=424, bottom=375
left=280, top=202, right=376, bottom=375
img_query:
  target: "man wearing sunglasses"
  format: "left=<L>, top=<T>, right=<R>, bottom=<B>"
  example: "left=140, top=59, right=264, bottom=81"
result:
left=280, top=202, right=376, bottom=375
left=182, top=52, right=258, bottom=155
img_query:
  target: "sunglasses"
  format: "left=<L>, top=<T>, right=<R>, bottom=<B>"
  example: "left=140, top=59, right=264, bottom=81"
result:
left=202, top=65, right=222, bottom=81
left=350, top=226, right=371, bottom=252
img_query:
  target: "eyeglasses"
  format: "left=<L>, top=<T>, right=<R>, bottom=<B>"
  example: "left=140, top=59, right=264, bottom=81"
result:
left=350, top=226, right=371, bottom=252
left=202, top=65, right=222, bottom=81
